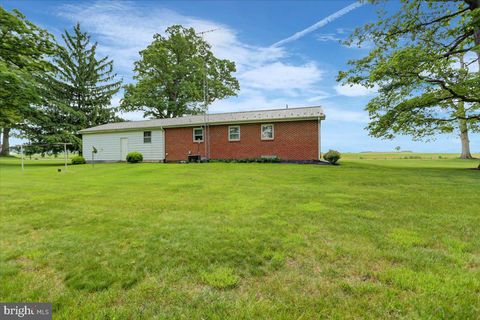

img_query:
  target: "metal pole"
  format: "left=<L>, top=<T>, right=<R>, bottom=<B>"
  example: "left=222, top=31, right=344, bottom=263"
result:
left=64, top=143, right=67, bottom=171
left=21, top=144, right=24, bottom=171
left=203, top=59, right=208, bottom=161
left=197, top=28, right=218, bottom=162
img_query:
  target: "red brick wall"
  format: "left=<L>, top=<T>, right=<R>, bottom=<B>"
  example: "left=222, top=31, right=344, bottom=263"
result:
left=165, top=120, right=319, bottom=161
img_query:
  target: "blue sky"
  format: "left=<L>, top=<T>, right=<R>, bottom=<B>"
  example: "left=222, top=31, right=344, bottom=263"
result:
left=2, top=0, right=478, bottom=153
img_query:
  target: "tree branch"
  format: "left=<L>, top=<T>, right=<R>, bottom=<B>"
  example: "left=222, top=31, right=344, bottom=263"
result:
left=380, top=7, right=470, bottom=38
left=442, top=30, right=475, bottom=57
left=418, top=7, right=470, bottom=28
left=416, top=74, right=480, bottom=103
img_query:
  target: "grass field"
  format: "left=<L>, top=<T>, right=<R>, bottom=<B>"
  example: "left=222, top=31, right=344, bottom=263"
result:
left=342, top=152, right=480, bottom=160
left=1, top=156, right=479, bottom=319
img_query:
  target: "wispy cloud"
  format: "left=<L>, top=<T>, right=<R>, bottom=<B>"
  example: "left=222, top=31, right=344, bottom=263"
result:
left=58, top=1, right=326, bottom=117
left=57, top=1, right=370, bottom=124
left=240, top=62, right=323, bottom=92
left=334, top=83, right=378, bottom=97
left=316, top=33, right=343, bottom=43
left=315, top=28, right=374, bottom=50
left=271, top=2, right=365, bottom=47
left=325, top=106, right=369, bottom=123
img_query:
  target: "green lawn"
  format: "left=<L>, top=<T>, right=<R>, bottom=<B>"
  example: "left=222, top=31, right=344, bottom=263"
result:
left=1, top=156, right=479, bottom=319
left=342, top=152, right=480, bottom=160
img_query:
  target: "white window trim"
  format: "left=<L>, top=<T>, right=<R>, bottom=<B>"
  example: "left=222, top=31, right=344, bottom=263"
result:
left=228, top=125, right=241, bottom=141
left=261, top=124, right=274, bottom=140
left=193, top=127, right=204, bottom=143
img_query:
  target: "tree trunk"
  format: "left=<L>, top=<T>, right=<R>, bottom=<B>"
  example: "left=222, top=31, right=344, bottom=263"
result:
left=459, top=118, right=473, bottom=159
left=457, top=56, right=474, bottom=159
left=1, top=127, right=10, bottom=156
left=466, top=0, right=480, bottom=69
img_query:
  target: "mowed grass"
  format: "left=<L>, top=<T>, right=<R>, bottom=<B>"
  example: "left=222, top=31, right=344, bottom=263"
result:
left=343, top=152, right=480, bottom=160
left=1, top=156, right=479, bottom=319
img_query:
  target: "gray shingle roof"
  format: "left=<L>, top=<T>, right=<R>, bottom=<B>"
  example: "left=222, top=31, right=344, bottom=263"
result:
left=79, top=106, right=325, bottom=134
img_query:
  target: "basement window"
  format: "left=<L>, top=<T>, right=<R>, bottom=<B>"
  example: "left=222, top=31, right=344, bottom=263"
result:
left=228, top=126, right=240, bottom=141
left=261, top=124, right=274, bottom=140
left=193, top=127, right=204, bottom=142
left=143, top=131, right=152, bottom=143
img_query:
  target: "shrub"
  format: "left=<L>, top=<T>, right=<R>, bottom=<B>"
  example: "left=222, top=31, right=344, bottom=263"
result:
left=70, top=155, right=86, bottom=165
left=210, top=157, right=280, bottom=163
left=323, top=150, right=341, bottom=165
left=126, top=151, right=143, bottom=163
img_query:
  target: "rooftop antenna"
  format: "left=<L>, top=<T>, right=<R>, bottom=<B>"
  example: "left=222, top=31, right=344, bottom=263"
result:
left=197, top=28, right=219, bottom=161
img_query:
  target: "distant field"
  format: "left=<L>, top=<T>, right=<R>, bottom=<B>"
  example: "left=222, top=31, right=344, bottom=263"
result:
left=342, top=152, right=480, bottom=160
left=1, top=157, right=479, bottom=319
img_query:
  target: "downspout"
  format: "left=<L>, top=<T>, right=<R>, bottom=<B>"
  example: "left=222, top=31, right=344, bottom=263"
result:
left=160, top=126, right=166, bottom=162
left=318, top=116, right=322, bottom=161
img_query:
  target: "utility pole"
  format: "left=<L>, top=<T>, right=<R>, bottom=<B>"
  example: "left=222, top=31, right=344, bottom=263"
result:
left=197, top=28, right=218, bottom=161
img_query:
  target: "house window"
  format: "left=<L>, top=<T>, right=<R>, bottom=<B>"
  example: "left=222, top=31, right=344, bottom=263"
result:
left=193, top=127, right=204, bottom=142
left=143, top=131, right=152, bottom=143
left=228, top=126, right=240, bottom=141
left=261, top=124, right=274, bottom=140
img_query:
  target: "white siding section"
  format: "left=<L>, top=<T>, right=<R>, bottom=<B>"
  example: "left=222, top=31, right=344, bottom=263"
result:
left=82, top=130, right=165, bottom=161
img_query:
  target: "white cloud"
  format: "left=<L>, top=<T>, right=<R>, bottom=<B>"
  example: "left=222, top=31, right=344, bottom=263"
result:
left=57, top=1, right=369, bottom=125
left=209, top=89, right=323, bottom=114
left=57, top=1, right=286, bottom=75
left=118, top=111, right=145, bottom=121
left=57, top=1, right=331, bottom=121
left=240, top=62, right=323, bottom=92
left=271, top=2, right=365, bottom=47
left=307, top=90, right=331, bottom=102
left=315, top=28, right=373, bottom=50
left=334, top=83, right=377, bottom=97
left=316, top=33, right=343, bottom=42
left=325, top=107, right=369, bottom=123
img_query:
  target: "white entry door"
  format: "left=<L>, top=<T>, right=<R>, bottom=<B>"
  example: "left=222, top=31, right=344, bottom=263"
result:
left=120, top=138, right=128, bottom=161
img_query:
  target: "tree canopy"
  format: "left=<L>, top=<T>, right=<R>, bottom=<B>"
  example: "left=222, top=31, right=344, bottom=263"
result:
left=337, top=0, right=480, bottom=157
left=120, top=25, right=240, bottom=118
left=0, top=7, right=57, bottom=155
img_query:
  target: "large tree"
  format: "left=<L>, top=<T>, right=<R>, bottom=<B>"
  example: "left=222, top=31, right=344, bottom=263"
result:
left=24, top=23, right=122, bottom=153
left=120, top=25, right=240, bottom=118
left=338, top=0, right=480, bottom=158
left=0, top=7, right=56, bottom=156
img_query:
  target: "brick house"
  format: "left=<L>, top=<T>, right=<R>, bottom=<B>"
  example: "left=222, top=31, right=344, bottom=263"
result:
left=79, top=106, right=325, bottom=162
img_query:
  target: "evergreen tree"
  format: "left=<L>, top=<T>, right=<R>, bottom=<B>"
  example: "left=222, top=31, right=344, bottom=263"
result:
left=25, top=23, right=122, bottom=152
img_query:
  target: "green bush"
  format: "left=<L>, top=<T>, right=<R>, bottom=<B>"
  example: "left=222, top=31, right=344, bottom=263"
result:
left=70, top=155, right=86, bottom=165
left=210, top=157, right=280, bottom=163
left=126, top=151, right=143, bottom=163
left=323, top=150, right=341, bottom=165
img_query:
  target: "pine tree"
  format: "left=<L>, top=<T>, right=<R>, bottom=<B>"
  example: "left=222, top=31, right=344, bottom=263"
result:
left=26, top=23, right=122, bottom=153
